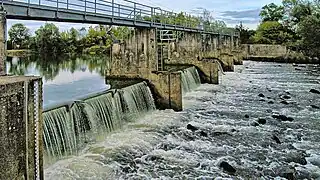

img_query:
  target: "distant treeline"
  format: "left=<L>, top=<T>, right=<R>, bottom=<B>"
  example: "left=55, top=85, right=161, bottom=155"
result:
left=7, top=9, right=236, bottom=55
left=237, top=0, right=320, bottom=58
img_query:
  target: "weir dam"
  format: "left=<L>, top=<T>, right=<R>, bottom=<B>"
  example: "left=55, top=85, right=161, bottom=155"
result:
left=3, top=0, right=319, bottom=179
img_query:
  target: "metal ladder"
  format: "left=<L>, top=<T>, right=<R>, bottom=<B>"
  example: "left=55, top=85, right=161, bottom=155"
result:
left=157, top=30, right=176, bottom=71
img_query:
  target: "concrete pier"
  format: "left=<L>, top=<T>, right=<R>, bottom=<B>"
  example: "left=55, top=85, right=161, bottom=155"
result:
left=0, top=76, right=43, bottom=180
left=0, top=9, right=6, bottom=76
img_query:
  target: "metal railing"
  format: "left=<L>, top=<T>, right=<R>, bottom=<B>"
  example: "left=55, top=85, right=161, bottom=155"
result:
left=2, top=0, right=237, bottom=36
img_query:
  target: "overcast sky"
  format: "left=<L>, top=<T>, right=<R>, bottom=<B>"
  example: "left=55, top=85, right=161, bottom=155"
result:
left=7, top=0, right=282, bottom=33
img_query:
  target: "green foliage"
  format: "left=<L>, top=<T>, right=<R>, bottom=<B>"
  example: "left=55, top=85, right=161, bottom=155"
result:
left=35, top=23, right=61, bottom=54
left=8, top=23, right=30, bottom=49
left=236, top=22, right=256, bottom=44
left=260, top=3, right=284, bottom=22
left=253, top=21, right=292, bottom=44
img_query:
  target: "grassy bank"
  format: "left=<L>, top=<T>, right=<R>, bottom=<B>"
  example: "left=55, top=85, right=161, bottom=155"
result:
left=7, top=49, right=33, bottom=57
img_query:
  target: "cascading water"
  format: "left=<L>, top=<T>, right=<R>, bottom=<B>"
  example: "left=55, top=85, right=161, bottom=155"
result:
left=180, top=66, right=201, bottom=94
left=43, top=82, right=155, bottom=164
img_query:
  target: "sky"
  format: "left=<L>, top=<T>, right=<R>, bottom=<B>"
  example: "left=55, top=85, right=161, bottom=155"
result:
left=7, top=0, right=282, bottom=33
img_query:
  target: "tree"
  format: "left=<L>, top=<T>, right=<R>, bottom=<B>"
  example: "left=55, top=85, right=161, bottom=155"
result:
left=35, top=23, right=61, bottom=54
left=260, top=3, right=284, bottom=22
left=253, top=21, right=292, bottom=44
left=236, top=22, right=256, bottom=44
left=8, top=23, right=30, bottom=49
left=297, top=14, right=320, bottom=57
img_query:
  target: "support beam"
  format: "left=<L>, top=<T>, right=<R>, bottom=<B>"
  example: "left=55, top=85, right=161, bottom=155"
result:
left=0, top=9, right=6, bottom=76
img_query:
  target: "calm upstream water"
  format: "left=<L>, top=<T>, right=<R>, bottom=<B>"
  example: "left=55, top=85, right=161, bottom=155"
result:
left=42, top=61, right=320, bottom=179
left=6, top=55, right=108, bottom=107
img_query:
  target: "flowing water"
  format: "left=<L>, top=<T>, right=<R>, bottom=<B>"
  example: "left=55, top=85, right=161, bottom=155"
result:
left=180, top=66, right=201, bottom=94
left=43, top=82, right=156, bottom=165
left=44, top=61, right=320, bottom=179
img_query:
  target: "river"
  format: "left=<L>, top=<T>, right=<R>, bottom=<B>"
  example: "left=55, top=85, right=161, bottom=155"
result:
left=6, top=56, right=320, bottom=179
left=40, top=60, right=320, bottom=179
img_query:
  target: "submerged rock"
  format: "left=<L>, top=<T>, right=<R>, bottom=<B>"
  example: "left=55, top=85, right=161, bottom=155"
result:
left=272, top=135, right=281, bottom=144
left=258, top=118, right=267, bottom=125
left=251, top=121, right=260, bottom=127
left=281, top=95, right=291, bottom=99
left=286, top=152, right=307, bottom=165
left=279, top=167, right=296, bottom=180
left=268, top=101, right=274, bottom=104
left=272, top=114, right=294, bottom=122
left=310, top=89, right=320, bottom=94
left=199, top=131, right=208, bottom=137
left=311, top=105, right=320, bottom=109
left=244, top=114, right=249, bottom=118
left=258, top=93, right=265, bottom=98
left=280, top=100, right=289, bottom=105
left=219, top=161, right=236, bottom=174
left=187, top=124, right=198, bottom=132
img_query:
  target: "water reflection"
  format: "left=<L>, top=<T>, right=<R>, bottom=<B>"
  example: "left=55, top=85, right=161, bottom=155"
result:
left=6, top=54, right=110, bottom=107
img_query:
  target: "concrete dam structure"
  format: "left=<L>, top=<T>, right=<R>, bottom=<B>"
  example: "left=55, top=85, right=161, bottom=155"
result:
left=0, top=0, right=244, bottom=178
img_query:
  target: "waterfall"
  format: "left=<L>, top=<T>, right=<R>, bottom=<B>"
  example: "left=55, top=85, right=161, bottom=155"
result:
left=215, top=59, right=225, bottom=75
left=43, top=82, right=155, bottom=163
left=180, top=66, right=201, bottom=94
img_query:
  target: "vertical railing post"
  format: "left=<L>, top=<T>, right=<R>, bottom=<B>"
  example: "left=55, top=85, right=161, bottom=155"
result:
left=56, top=0, right=58, bottom=11
left=67, top=0, right=68, bottom=9
left=111, top=0, right=114, bottom=19
left=133, top=2, right=136, bottom=24
left=118, top=4, right=120, bottom=17
left=85, top=0, right=86, bottom=13
left=94, top=0, right=96, bottom=13
left=151, top=7, right=154, bottom=24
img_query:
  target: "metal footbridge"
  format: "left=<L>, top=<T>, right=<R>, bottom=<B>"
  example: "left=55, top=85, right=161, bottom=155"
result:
left=0, top=0, right=233, bottom=35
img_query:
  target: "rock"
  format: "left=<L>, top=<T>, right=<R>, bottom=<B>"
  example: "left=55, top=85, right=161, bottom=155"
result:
left=282, top=95, right=291, bottom=99
left=272, top=135, right=281, bottom=144
left=272, top=114, right=294, bottom=122
left=280, top=100, right=289, bottom=105
left=258, top=118, right=267, bottom=125
left=199, top=131, right=208, bottom=137
left=187, top=124, right=198, bottom=132
left=286, top=152, right=308, bottom=165
left=251, top=121, right=260, bottom=127
left=310, top=89, right=320, bottom=94
left=293, top=63, right=298, bottom=67
left=280, top=167, right=296, bottom=180
left=219, top=161, right=236, bottom=174
left=268, top=101, right=274, bottom=104
left=311, top=105, right=320, bottom=109
left=295, top=68, right=302, bottom=71
left=213, top=132, right=231, bottom=136
left=244, top=114, right=249, bottom=118
left=249, top=81, right=253, bottom=83
left=259, top=99, right=266, bottom=102
left=258, top=93, right=265, bottom=98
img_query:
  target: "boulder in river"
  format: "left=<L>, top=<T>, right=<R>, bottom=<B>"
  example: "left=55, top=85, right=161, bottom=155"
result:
left=310, top=89, right=320, bottom=94
left=199, top=131, right=208, bottom=137
left=219, top=161, right=236, bottom=174
left=268, top=101, right=274, bottom=104
left=244, top=114, right=249, bottom=118
left=281, top=95, right=291, bottom=99
left=272, top=135, right=281, bottom=144
left=258, top=118, right=267, bottom=125
left=311, top=105, right=320, bottom=109
left=187, top=124, right=198, bottom=132
left=280, top=100, right=289, bottom=105
left=272, top=114, right=294, bottom=122
left=258, top=93, right=265, bottom=98
left=279, top=167, right=296, bottom=180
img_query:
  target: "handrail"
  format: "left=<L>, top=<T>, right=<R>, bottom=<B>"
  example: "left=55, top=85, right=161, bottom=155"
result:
left=2, top=0, right=237, bottom=36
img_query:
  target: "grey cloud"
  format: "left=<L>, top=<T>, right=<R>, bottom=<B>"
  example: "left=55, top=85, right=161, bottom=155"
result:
left=220, top=9, right=261, bottom=19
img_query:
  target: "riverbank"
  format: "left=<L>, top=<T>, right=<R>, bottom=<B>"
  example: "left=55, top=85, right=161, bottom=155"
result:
left=45, top=61, right=320, bottom=179
left=7, top=49, right=33, bottom=57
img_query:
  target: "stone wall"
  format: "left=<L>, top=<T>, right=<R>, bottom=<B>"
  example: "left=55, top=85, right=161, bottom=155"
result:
left=243, top=44, right=287, bottom=57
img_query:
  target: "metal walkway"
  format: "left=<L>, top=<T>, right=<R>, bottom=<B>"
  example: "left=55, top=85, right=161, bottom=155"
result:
left=1, top=0, right=232, bottom=36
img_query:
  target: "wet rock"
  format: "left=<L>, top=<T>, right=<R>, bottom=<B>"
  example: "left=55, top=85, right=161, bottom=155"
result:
left=272, top=135, right=281, bottom=144
left=311, top=105, right=320, bottom=109
left=310, top=89, right=320, bottom=94
left=244, top=114, right=249, bottom=118
left=266, top=109, right=273, bottom=113
left=286, top=152, right=307, bottom=165
left=279, top=167, right=296, bottom=180
left=295, top=68, right=302, bottom=71
left=219, top=161, right=236, bottom=174
left=251, top=121, right=260, bottom=127
left=213, top=132, right=231, bottom=136
left=249, top=81, right=253, bottom=83
left=258, top=93, right=265, bottom=98
left=285, top=91, right=291, bottom=95
left=280, top=100, right=289, bottom=105
left=267, top=96, right=271, bottom=99
left=272, top=114, right=294, bottom=122
left=187, top=124, right=198, bottom=132
left=268, top=101, right=274, bottom=104
left=259, top=99, right=266, bottom=102
left=199, top=131, right=208, bottom=137
left=258, top=118, right=267, bottom=125
left=281, top=95, right=291, bottom=99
